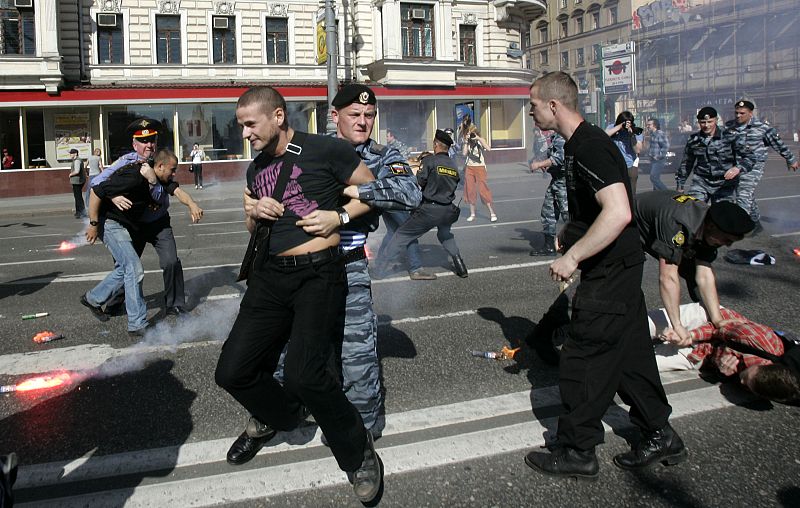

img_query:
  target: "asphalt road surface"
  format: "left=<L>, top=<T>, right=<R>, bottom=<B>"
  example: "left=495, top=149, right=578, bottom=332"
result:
left=1, top=159, right=799, bottom=507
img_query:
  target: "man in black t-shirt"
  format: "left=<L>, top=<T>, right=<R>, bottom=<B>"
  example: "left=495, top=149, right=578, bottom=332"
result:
left=524, top=72, right=685, bottom=479
left=214, top=87, right=383, bottom=504
left=372, top=129, right=468, bottom=278
left=635, top=190, right=754, bottom=346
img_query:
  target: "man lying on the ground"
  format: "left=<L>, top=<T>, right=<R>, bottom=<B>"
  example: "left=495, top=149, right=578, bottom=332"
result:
left=651, top=304, right=800, bottom=404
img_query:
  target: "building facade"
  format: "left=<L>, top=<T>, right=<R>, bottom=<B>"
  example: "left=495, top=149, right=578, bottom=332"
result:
left=0, top=0, right=547, bottom=198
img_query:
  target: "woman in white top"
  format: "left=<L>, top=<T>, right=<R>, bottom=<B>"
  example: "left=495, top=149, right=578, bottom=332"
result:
left=462, top=125, right=498, bottom=222
left=190, top=143, right=205, bottom=189
left=84, top=148, right=103, bottom=207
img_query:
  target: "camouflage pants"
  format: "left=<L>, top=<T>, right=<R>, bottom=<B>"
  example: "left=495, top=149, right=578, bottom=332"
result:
left=540, top=177, right=568, bottom=236
left=736, top=166, right=764, bottom=223
left=274, top=257, right=383, bottom=434
left=686, top=176, right=736, bottom=204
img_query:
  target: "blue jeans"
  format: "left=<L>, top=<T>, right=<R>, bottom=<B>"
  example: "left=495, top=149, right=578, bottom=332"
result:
left=85, top=220, right=148, bottom=331
left=649, top=159, right=668, bottom=191
left=378, top=210, right=422, bottom=272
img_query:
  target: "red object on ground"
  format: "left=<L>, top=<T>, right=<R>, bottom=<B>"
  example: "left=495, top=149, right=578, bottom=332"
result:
left=32, top=331, right=63, bottom=344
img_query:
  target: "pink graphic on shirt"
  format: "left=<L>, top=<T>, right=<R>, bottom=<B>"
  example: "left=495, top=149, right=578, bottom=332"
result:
left=252, top=161, right=318, bottom=217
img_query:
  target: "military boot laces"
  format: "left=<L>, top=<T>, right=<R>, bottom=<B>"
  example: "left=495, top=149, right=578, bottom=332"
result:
left=348, top=432, right=383, bottom=503
left=613, top=423, right=687, bottom=470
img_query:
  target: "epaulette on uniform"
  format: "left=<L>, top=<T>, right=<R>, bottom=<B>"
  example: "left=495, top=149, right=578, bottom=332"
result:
left=369, top=142, right=388, bottom=156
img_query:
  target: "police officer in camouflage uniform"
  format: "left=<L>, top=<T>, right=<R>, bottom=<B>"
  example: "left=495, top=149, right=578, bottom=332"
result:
left=386, top=129, right=412, bottom=159
left=529, top=132, right=567, bottom=256
left=227, top=84, right=422, bottom=465
left=726, top=99, right=799, bottom=234
left=676, top=106, right=755, bottom=204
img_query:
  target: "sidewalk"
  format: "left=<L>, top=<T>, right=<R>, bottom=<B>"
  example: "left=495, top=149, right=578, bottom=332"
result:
left=0, top=161, right=530, bottom=220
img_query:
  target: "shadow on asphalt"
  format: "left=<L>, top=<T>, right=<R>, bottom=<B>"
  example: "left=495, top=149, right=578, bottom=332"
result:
left=0, top=272, right=62, bottom=301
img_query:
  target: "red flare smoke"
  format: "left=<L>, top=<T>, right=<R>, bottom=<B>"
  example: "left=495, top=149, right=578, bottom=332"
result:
left=15, top=373, right=71, bottom=392
left=364, top=245, right=374, bottom=260
left=793, top=248, right=800, bottom=257
left=58, top=241, right=77, bottom=251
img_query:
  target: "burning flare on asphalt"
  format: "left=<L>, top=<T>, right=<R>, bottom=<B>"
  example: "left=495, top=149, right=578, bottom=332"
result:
left=0, top=372, right=74, bottom=393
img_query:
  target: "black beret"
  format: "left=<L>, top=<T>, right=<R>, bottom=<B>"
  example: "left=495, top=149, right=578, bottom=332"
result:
left=435, top=129, right=453, bottom=147
left=69, top=148, right=79, bottom=154
left=707, top=201, right=755, bottom=236
left=735, top=99, right=755, bottom=111
left=696, top=107, right=717, bottom=121
left=126, top=118, right=161, bottom=140
left=331, top=84, right=376, bottom=108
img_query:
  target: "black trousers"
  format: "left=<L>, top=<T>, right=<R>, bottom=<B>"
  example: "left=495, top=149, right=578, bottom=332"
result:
left=557, top=253, right=671, bottom=451
left=107, top=217, right=185, bottom=309
left=192, top=163, right=203, bottom=186
left=215, top=255, right=367, bottom=472
left=376, top=202, right=460, bottom=273
left=72, top=184, right=86, bottom=216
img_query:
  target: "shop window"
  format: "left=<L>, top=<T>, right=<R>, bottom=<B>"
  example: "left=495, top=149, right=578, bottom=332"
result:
left=177, top=103, right=243, bottom=161
left=0, top=2, right=35, bottom=55
left=97, top=13, right=123, bottom=64
left=286, top=102, right=315, bottom=133
left=380, top=99, right=434, bottom=151
left=25, top=109, right=45, bottom=168
left=401, top=3, right=434, bottom=58
left=105, top=105, right=174, bottom=163
left=212, top=16, right=236, bottom=64
left=489, top=99, right=524, bottom=149
left=0, top=109, right=19, bottom=169
left=265, top=17, right=288, bottom=64
left=459, top=25, right=476, bottom=66
left=156, top=14, right=181, bottom=64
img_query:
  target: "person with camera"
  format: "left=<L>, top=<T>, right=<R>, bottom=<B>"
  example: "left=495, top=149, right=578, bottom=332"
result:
left=606, top=111, right=644, bottom=193
left=462, top=125, right=498, bottom=222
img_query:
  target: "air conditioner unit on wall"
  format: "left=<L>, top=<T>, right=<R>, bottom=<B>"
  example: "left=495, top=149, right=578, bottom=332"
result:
left=411, top=9, right=426, bottom=19
left=97, top=13, right=118, bottom=27
left=213, top=17, right=229, bottom=29
left=14, top=0, right=33, bottom=7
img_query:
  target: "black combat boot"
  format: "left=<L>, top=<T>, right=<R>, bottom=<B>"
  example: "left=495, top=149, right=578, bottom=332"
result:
left=348, top=432, right=383, bottom=503
left=613, top=423, right=687, bottom=470
left=530, top=234, right=556, bottom=256
left=452, top=255, right=468, bottom=278
left=525, top=445, right=599, bottom=481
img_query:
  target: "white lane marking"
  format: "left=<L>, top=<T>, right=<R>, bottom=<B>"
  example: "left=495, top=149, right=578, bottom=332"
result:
left=2, top=259, right=549, bottom=285
left=0, top=258, right=75, bottom=267
left=190, top=220, right=244, bottom=227
left=380, top=309, right=477, bottom=325
left=196, top=231, right=248, bottom=237
left=0, top=233, right=68, bottom=240
left=770, top=231, right=800, bottom=238
left=1, top=263, right=241, bottom=284
left=757, top=194, right=800, bottom=202
left=17, top=381, right=746, bottom=507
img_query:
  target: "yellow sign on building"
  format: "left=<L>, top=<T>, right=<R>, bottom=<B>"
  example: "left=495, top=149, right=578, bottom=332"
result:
left=316, top=8, right=327, bottom=65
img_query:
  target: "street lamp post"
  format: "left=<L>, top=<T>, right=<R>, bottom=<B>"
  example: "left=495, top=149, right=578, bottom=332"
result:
left=325, top=0, right=338, bottom=134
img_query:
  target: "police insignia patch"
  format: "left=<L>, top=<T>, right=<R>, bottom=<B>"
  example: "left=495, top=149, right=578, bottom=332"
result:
left=672, top=231, right=685, bottom=247
left=672, top=194, right=697, bottom=203
left=389, top=163, right=409, bottom=175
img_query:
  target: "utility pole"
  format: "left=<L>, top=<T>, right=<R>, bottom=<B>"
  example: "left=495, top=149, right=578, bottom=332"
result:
left=325, top=0, right=338, bottom=134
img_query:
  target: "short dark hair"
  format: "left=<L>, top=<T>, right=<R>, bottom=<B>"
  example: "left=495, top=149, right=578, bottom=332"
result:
left=648, top=118, right=661, bottom=129
left=154, top=148, right=178, bottom=166
left=237, top=86, right=288, bottom=123
left=530, top=71, right=578, bottom=111
left=749, top=364, right=800, bottom=404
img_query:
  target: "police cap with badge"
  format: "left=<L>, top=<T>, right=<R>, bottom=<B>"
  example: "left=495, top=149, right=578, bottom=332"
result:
left=696, top=107, right=717, bottom=121
left=126, top=117, right=161, bottom=141
left=332, top=84, right=377, bottom=108
left=735, top=99, right=755, bottom=111
left=434, top=129, right=453, bottom=147
left=706, top=201, right=755, bottom=236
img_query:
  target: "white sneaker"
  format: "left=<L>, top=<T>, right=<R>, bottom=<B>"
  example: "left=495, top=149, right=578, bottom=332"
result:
left=490, top=214, right=498, bottom=222
left=466, top=215, right=475, bottom=222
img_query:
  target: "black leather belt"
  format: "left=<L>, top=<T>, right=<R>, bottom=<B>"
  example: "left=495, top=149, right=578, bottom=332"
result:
left=270, top=246, right=339, bottom=268
left=342, top=246, right=367, bottom=264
